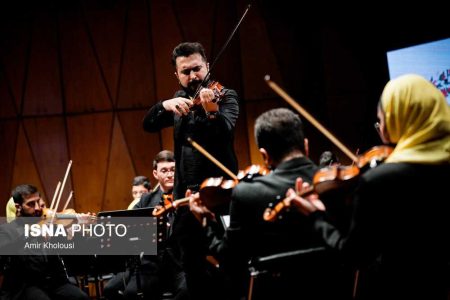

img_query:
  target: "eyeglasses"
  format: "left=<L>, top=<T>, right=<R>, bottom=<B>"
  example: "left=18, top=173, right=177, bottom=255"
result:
left=374, top=122, right=381, bottom=134
left=159, top=167, right=175, bottom=176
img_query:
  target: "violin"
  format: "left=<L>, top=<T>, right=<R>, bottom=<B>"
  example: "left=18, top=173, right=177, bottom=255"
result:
left=152, top=194, right=189, bottom=217
left=40, top=207, right=96, bottom=227
left=191, top=81, right=225, bottom=117
left=357, top=145, right=393, bottom=170
left=152, top=164, right=271, bottom=217
left=192, top=81, right=224, bottom=105
left=263, top=145, right=393, bottom=222
left=263, top=164, right=359, bottom=222
left=198, top=164, right=270, bottom=210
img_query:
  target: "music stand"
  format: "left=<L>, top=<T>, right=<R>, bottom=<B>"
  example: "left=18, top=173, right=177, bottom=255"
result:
left=97, top=207, right=155, bottom=217
left=96, top=207, right=157, bottom=300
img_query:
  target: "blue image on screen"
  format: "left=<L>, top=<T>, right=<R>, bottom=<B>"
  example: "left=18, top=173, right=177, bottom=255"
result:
left=387, top=37, right=450, bottom=104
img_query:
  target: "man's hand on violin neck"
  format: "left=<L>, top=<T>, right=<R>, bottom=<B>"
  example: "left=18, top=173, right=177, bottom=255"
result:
left=163, top=97, right=193, bottom=116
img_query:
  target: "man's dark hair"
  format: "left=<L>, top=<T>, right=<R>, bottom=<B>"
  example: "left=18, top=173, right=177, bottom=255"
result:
left=11, top=184, right=39, bottom=205
left=153, top=150, right=175, bottom=170
left=254, top=108, right=305, bottom=163
left=171, top=42, right=207, bottom=67
left=132, top=176, right=151, bottom=190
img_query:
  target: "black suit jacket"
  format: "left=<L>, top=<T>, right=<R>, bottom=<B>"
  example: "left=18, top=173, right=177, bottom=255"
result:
left=143, top=86, right=239, bottom=299
left=142, top=88, right=239, bottom=200
left=206, top=157, right=352, bottom=299
left=311, top=162, right=450, bottom=300
left=0, top=219, right=68, bottom=300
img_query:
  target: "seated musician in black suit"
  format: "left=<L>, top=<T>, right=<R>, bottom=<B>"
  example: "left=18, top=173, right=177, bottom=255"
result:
left=188, top=108, right=353, bottom=300
left=0, top=184, right=89, bottom=300
left=127, top=176, right=151, bottom=210
left=103, top=150, right=188, bottom=300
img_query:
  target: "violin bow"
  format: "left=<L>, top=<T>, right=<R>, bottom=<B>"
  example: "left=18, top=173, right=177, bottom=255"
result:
left=49, top=181, right=61, bottom=211
left=192, top=4, right=252, bottom=100
left=51, top=160, right=72, bottom=223
left=62, top=191, right=74, bottom=212
left=153, top=138, right=238, bottom=217
left=264, top=76, right=358, bottom=163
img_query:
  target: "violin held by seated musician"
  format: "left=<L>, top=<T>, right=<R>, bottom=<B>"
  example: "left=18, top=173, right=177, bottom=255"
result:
left=152, top=163, right=270, bottom=218
left=263, top=145, right=393, bottom=222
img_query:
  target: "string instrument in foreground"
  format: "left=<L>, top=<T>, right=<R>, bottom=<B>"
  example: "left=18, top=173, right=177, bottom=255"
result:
left=263, top=146, right=392, bottom=222
left=263, top=76, right=393, bottom=222
left=152, top=138, right=270, bottom=218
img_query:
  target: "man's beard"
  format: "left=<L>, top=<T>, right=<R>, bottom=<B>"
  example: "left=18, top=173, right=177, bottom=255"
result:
left=186, top=79, right=202, bottom=94
left=21, top=210, right=42, bottom=218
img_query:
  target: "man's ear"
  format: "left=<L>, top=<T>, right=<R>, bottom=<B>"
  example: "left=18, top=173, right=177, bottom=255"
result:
left=259, top=148, right=272, bottom=168
left=153, top=170, right=158, bottom=181
left=304, top=138, right=309, bottom=157
left=174, top=71, right=181, bottom=83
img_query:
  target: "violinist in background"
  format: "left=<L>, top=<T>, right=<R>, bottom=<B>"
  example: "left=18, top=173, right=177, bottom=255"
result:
left=133, top=151, right=175, bottom=209
left=103, top=150, right=188, bottom=300
left=0, top=184, right=89, bottom=300
left=142, top=42, right=239, bottom=299
left=126, top=176, right=151, bottom=210
left=289, top=74, right=450, bottom=300
left=6, top=196, right=46, bottom=222
left=318, top=150, right=339, bottom=167
left=188, top=108, right=353, bottom=299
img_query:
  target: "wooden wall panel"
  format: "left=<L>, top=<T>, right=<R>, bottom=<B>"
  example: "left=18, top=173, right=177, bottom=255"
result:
left=173, top=0, right=215, bottom=51
left=239, top=3, right=282, bottom=101
left=23, top=117, right=72, bottom=206
left=0, top=120, right=19, bottom=205
left=0, top=71, right=17, bottom=118
left=117, top=110, right=162, bottom=187
left=103, top=116, right=136, bottom=211
left=12, top=124, right=45, bottom=200
left=83, top=0, right=127, bottom=103
left=244, top=99, right=286, bottom=165
left=116, top=0, right=155, bottom=109
left=24, top=11, right=62, bottom=116
left=150, top=0, right=183, bottom=101
left=149, top=1, right=182, bottom=152
left=59, top=4, right=112, bottom=113
left=210, top=1, right=242, bottom=93
left=0, top=17, right=29, bottom=111
left=233, top=112, right=250, bottom=169
left=67, top=113, right=112, bottom=213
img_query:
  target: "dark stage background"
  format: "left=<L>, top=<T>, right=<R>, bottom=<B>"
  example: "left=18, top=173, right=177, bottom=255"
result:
left=0, top=0, right=448, bottom=212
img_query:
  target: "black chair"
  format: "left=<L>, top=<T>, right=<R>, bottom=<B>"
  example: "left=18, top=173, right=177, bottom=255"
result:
left=248, top=247, right=354, bottom=300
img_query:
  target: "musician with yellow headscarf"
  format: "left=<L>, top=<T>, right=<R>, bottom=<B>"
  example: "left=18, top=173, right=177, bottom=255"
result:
left=289, top=74, right=450, bottom=300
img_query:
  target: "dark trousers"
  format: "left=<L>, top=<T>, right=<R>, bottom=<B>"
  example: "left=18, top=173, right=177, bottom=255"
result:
left=18, top=283, right=89, bottom=300
left=103, top=254, right=188, bottom=300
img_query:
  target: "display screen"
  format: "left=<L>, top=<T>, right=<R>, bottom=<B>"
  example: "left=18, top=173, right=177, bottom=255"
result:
left=387, top=37, right=450, bottom=104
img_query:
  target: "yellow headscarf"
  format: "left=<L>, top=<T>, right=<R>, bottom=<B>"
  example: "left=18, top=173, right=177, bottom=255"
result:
left=381, top=74, right=450, bottom=164
left=6, top=197, right=16, bottom=222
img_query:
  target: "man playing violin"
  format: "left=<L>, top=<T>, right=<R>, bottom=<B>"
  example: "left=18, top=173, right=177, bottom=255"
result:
left=0, top=184, right=89, bottom=300
left=289, top=74, right=450, bottom=300
left=143, top=42, right=239, bottom=299
left=103, top=150, right=188, bottom=300
left=189, top=108, right=352, bottom=299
